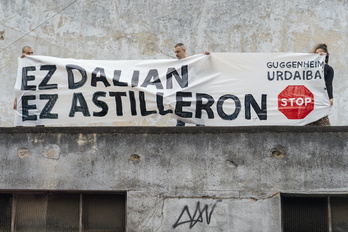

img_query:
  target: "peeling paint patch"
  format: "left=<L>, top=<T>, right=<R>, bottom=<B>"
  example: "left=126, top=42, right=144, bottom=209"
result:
left=130, top=154, right=141, bottom=161
left=18, top=148, right=30, bottom=158
left=226, top=159, right=238, bottom=167
left=42, top=144, right=60, bottom=160
left=78, top=134, right=97, bottom=146
left=271, top=145, right=287, bottom=159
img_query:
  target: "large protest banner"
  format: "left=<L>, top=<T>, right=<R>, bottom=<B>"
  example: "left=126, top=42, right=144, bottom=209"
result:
left=14, top=53, right=330, bottom=126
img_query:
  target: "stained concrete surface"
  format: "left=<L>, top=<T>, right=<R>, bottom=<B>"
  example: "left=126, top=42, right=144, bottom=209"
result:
left=1, top=126, right=347, bottom=231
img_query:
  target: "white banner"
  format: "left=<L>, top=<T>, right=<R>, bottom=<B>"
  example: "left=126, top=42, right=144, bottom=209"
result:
left=14, top=53, right=330, bottom=126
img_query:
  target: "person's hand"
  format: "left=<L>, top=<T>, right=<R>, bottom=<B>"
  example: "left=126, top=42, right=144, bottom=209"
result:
left=13, top=98, right=17, bottom=110
left=204, top=51, right=210, bottom=55
left=330, top=98, right=333, bottom=106
left=20, top=53, right=26, bottom=58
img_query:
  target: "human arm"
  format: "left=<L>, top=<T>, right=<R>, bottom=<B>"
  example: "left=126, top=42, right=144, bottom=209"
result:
left=324, top=65, right=334, bottom=106
left=13, top=97, right=17, bottom=110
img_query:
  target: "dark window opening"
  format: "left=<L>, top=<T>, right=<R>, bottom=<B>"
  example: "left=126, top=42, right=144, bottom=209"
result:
left=281, top=194, right=348, bottom=232
left=0, top=192, right=126, bottom=232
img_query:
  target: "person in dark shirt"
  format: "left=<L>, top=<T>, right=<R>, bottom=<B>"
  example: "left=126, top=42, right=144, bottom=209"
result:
left=315, top=43, right=334, bottom=106
left=307, top=43, right=334, bottom=126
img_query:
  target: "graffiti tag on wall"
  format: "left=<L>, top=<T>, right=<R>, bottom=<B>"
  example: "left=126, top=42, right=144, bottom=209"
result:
left=173, top=200, right=222, bottom=229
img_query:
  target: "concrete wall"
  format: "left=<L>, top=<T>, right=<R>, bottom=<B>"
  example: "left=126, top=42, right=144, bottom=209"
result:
left=1, top=0, right=348, bottom=126
left=1, top=126, right=348, bottom=231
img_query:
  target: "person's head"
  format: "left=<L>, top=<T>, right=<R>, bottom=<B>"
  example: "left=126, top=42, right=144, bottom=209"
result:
left=174, top=43, right=187, bottom=59
left=314, top=43, right=329, bottom=64
left=22, top=46, right=33, bottom=55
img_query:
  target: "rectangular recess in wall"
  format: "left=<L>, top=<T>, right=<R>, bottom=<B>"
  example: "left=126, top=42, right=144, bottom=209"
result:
left=0, top=191, right=126, bottom=232
left=0, top=194, right=12, bottom=231
left=281, top=195, right=328, bottom=232
left=281, top=194, right=348, bottom=232
left=331, top=197, right=348, bottom=231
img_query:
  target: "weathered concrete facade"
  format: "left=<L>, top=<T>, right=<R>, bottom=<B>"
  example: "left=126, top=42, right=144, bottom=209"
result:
left=1, top=126, right=348, bottom=231
left=1, top=0, right=348, bottom=126
left=1, top=1, right=348, bottom=231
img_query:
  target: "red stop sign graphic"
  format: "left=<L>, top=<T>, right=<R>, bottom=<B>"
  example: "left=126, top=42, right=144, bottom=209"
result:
left=278, top=85, right=314, bottom=119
